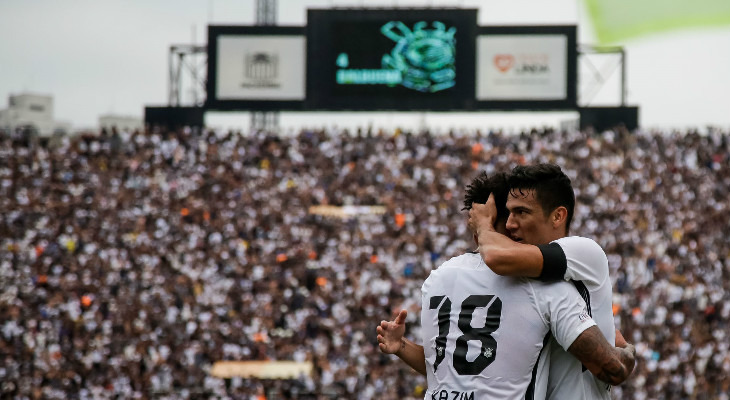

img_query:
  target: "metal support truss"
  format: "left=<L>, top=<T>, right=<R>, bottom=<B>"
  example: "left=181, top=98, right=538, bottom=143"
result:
left=168, top=44, right=207, bottom=107
left=251, top=0, right=279, bottom=132
left=256, top=0, right=277, bottom=26
left=578, top=45, right=627, bottom=107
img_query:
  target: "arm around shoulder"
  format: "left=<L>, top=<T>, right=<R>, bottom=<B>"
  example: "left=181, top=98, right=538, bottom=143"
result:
left=477, top=232, right=543, bottom=278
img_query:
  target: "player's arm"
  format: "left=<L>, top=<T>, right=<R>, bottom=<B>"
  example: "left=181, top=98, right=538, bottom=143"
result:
left=468, top=196, right=544, bottom=278
left=469, top=196, right=606, bottom=284
left=567, top=326, right=636, bottom=385
left=394, top=338, right=427, bottom=377
left=376, top=309, right=427, bottom=376
left=544, top=283, right=635, bottom=385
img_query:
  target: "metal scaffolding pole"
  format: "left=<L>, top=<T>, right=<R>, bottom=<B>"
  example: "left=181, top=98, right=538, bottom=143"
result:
left=577, top=44, right=627, bottom=107
left=256, top=0, right=277, bottom=26
left=168, top=44, right=207, bottom=107
left=251, top=0, right=279, bottom=132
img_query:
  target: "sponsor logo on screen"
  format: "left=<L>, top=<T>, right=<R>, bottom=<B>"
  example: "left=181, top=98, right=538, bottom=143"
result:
left=476, top=34, right=569, bottom=101
left=242, top=52, right=280, bottom=88
left=494, top=53, right=550, bottom=75
left=493, top=54, right=514, bottom=72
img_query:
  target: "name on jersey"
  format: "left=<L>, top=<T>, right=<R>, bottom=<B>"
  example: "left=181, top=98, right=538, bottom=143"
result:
left=430, top=389, right=474, bottom=400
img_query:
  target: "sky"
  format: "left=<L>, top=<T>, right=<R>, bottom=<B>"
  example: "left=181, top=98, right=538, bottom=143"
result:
left=0, top=0, right=729, bottom=132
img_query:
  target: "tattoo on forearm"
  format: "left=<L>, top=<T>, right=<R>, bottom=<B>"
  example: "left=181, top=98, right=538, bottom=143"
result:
left=595, top=348, right=631, bottom=385
left=569, top=328, right=636, bottom=386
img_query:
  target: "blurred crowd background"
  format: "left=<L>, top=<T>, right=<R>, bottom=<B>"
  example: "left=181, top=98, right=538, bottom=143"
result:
left=1, top=125, right=729, bottom=399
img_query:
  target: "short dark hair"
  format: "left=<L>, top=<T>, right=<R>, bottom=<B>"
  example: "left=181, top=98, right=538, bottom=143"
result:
left=508, top=164, right=575, bottom=234
left=463, top=171, right=510, bottom=223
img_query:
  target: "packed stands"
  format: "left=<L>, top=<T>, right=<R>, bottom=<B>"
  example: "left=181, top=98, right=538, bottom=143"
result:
left=1, top=125, right=729, bottom=399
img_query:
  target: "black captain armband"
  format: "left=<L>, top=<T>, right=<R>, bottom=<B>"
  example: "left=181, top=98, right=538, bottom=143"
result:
left=537, top=243, right=568, bottom=281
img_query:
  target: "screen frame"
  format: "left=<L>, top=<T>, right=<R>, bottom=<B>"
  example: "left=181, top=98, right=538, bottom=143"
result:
left=205, top=21, right=577, bottom=112
left=306, top=8, right=478, bottom=111
left=475, top=25, right=577, bottom=110
left=206, top=25, right=306, bottom=111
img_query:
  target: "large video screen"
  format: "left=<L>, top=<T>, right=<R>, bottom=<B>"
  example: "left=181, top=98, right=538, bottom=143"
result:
left=476, top=26, right=577, bottom=109
left=206, top=19, right=576, bottom=111
left=206, top=26, right=306, bottom=111
left=306, top=9, right=477, bottom=110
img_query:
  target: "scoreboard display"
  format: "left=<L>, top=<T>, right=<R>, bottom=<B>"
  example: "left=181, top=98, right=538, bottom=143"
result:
left=306, top=9, right=478, bottom=110
left=205, top=10, right=576, bottom=111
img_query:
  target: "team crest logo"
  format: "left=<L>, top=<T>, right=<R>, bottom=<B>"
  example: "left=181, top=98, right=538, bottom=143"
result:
left=242, top=52, right=280, bottom=88
left=381, top=21, right=457, bottom=93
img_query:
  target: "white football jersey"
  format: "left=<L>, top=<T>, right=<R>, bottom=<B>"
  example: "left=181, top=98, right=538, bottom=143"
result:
left=538, top=236, right=616, bottom=400
left=420, top=253, right=596, bottom=400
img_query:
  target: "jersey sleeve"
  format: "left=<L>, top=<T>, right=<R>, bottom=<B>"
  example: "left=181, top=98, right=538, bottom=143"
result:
left=421, top=270, right=435, bottom=299
left=537, top=236, right=608, bottom=287
left=534, top=281, right=597, bottom=350
left=421, top=263, right=445, bottom=299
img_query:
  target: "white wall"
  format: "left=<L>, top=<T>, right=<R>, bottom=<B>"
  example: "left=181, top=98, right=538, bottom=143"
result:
left=0, top=93, right=55, bottom=135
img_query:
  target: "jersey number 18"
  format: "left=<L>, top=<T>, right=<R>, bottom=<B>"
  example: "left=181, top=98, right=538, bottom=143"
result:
left=429, top=295, right=502, bottom=375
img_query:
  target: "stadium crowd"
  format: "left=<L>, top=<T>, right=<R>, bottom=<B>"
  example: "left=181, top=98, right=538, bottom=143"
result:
left=1, top=124, right=729, bottom=399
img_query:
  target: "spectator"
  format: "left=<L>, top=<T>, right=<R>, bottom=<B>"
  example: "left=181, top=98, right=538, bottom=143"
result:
left=0, top=125, right=729, bottom=399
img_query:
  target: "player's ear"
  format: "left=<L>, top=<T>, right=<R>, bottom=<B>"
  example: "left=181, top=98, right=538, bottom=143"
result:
left=551, top=206, right=568, bottom=229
